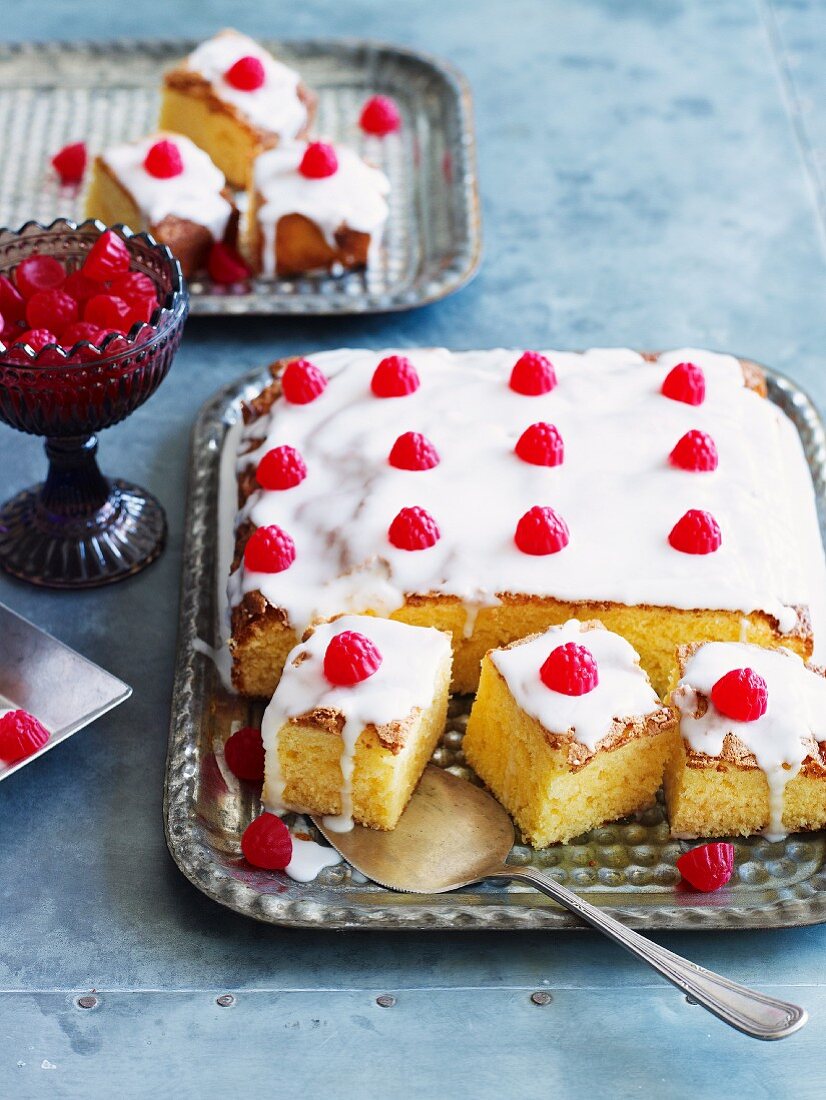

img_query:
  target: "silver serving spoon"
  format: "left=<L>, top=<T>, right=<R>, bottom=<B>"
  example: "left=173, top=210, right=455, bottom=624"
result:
left=313, top=765, right=807, bottom=1041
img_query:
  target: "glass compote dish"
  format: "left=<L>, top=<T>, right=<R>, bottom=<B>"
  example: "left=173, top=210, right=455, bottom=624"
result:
left=0, top=219, right=188, bottom=588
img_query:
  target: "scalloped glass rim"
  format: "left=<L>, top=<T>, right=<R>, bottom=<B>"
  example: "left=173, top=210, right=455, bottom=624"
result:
left=0, top=217, right=186, bottom=366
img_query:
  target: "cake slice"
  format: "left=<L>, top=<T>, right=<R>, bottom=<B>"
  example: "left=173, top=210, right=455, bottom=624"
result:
left=159, top=29, right=315, bottom=189
left=84, top=132, right=239, bottom=278
left=261, top=615, right=452, bottom=831
left=247, top=141, right=390, bottom=276
left=463, top=620, right=677, bottom=847
left=666, top=641, right=826, bottom=839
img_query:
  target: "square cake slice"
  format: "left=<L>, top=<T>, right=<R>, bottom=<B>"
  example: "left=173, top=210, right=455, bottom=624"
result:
left=261, top=615, right=452, bottom=831
left=463, top=620, right=677, bottom=847
left=666, top=641, right=826, bottom=839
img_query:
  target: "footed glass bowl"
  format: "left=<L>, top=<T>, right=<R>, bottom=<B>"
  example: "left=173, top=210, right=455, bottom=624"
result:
left=0, top=218, right=188, bottom=588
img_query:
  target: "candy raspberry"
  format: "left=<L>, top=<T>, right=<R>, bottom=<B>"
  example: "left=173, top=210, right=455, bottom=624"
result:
left=298, top=141, right=339, bottom=179
left=668, top=509, right=721, bottom=554
left=241, top=812, right=293, bottom=870
left=84, top=294, right=133, bottom=333
left=540, top=642, right=599, bottom=696
left=359, top=95, right=402, bottom=136
left=108, top=271, right=158, bottom=306
left=676, top=842, right=735, bottom=892
left=515, top=422, right=564, bottom=466
left=281, top=358, right=328, bottom=404
left=15, top=255, right=65, bottom=299
left=15, top=328, right=58, bottom=352
left=710, top=668, right=768, bottom=723
left=388, top=506, right=440, bottom=550
left=515, top=505, right=570, bottom=555
left=144, top=139, right=184, bottom=179
left=207, top=241, right=251, bottom=285
left=25, top=288, right=78, bottom=336
left=0, top=709, right=50, bottom=764
left=669, top=429, right=718, bottom=472
left=323, top=630, right=383, bottom=686
left=256, top=445, right=307, bottom=490
left=388, top=431, right=440, bottom=471
left=244, top=524, right=296, bottom=573
left=224, top=726, right=265, bottom=782
left=82, top=229, right=131, bottom=281
left=661, top=361, right=705, bottom=405
left=224, top=54, right=266, bottom=91
left=60, top=321, right=107, bottom=348
left=0, top=275, right=26, bottom=323
left=63, top=270, right=101, bottom=305
left=51, top=141, right=87, bottom=184
left=371, top=354, right=420, bottom=398
left=509, top=351, right=557, bottom=396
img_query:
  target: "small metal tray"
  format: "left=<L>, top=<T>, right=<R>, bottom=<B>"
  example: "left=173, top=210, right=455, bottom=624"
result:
left=165, top=363, right=826, bottom=930
left=0, top=38, right=481, bottom=316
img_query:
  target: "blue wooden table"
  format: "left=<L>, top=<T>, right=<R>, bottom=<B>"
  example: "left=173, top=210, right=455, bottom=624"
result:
left=2, top=1, right=826, bottom=1096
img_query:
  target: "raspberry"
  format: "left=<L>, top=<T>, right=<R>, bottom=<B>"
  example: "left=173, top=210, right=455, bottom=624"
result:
left=710, top=668, right=768, bottom=723
left=63, top=270, right=101, bottom=305
left=676, top=842, right=735, bottom=892
left=359, top=95, right=402, bottom=136
left=540, top=642, right=599, bottom=696
left=509, top=351, right=557, bottom=396
left=298, top=142, right=339, bottom=179
left=25, top=288, right=78, bottom=336
left=144, top=139, right=184, bottom=179
left=224, top=726, right=265, bottom=782
left=224, top=54, right=266, bottom=91
left=388, top=431, right=440, bottom=471
left=668, top=509, right=721, bottom=554
left=244, top=524, right=296, bottom=573
left=323, top=630, right=383, bottom=686
left=51, top=141, right=87, bottom=184
left=0, top=275, right=26, bottom=323
left=60, top=321, right=107, bottom=348
left=241, top=813, right=293, bottom=870
left=388, top=506, right=440, bottom=550
left=15, top=255, right=65, bottom=299
left=661, top=361, right=705, bottom=405
left=371, top=355, right=420, bottom=398
left=207, top=241, right=251, bottom=284
left=281, top=358, right=328, bottom=404
left=16, top=328, right=58, bottom=352
left=515, top=506, right=570, bottom=555
left=670, top=429, right=718, bottom=472
left=256, top=445, right=307, bottom=490
left=84, top=294, right=133, bottom=333
left=515, top=422, right=564, bottom=466
left=0, top=709, right=50, bottom=763
left=108, top=272, right=158, bottom=306
left=82, top=229, right=131, bottom=281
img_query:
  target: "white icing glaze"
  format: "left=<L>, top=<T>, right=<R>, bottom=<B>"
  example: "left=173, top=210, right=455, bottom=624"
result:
left=673, top=641, right=826, bottom=838
left=260, top=615, right=450, bottom=831
left=491, top=620, right=660, bottom=751
left=228, top=348, right=826, bottom=649
left=183, top=30, right=307, bottom=138
left=285, top=835, right=342, bottom=882
left=101, top=133, right=233, bottom=241
left=253, top=143, right=390, bottom=276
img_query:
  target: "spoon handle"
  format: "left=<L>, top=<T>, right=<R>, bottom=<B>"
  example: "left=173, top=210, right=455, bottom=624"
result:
left=493, top=866, right=807, bottom=1041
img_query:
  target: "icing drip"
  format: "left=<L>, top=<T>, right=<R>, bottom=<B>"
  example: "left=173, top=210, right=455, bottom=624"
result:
left=491, top=620, right=661, bottom=751
left=286, top=835, right=342, bottom=882
left=673, top=642, right=826, bottom=838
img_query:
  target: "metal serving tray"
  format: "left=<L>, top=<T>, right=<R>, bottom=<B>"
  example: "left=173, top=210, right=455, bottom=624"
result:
left=0, top=38, right=481, bottom=316
left=166, top=363, right=826, bottom=930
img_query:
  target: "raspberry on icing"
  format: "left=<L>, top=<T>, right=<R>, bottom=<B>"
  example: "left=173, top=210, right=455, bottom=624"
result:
left=241, top=812, right=293, bottom=870
left=323, top=630, right=383, bottom=686
left=224, top=726, right=265, bottom=782
left=661, top=361, right=705, bottom=405
left=388, top=431, right=440, bottom=471
left=224, top=55, right=266, bottom=91
left=51, top=141, right=87, bottom=184
left=82, top=229, right=131, bottom=281
left=281, top=358, right=328, bottom=404
left=207, top=242, right=251, bottom=284
left=669, top=429, right=718, bottom=472
left=144, top=139, right=184, bottom=179
left=388, top=506, right=440, bottom=551
left=15, top=255, right=65, bottom=299
left=256, top=445, right=307, bottom=490
left=515, top=422, right=564, bottom=466
left=668, top=509, right=722, bottom=554
left=710, top=668, right=768, bottom=723
left=25, top=289, right=78, bottom=336
left=359, top=95, right=402, bottom=136
left=299, top=142, right=339, bottom=179
left=0, top=709, right=50, bottom=764
left=371, top=355, right=420, bottom=398
left=509, top=351, right=557, bottom=396
left=515, top=506, right=570, bottom=555
left=244, top=524, right=296, bottom=573
left=676, top=842, right=735, bottom=892
left=540, top=642, right=599, bottom=696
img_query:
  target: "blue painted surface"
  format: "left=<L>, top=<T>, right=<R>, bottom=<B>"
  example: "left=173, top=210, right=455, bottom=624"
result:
left=1, top=0, right=826, bottom=1095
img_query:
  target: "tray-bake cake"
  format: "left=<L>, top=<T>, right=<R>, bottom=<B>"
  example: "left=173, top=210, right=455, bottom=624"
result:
left=260, top=614, right=452, bottom=831
left=228, top=347, right=826, bottom=699
left=666, top=641, right=826, bottom=839
left=463, top=620, right=676, bottom=846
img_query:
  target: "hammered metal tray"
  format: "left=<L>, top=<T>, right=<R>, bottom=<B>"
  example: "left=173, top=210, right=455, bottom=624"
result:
left=0, top=38, right=480, bottom=315
left=165, top=362, right=826, bottom=930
